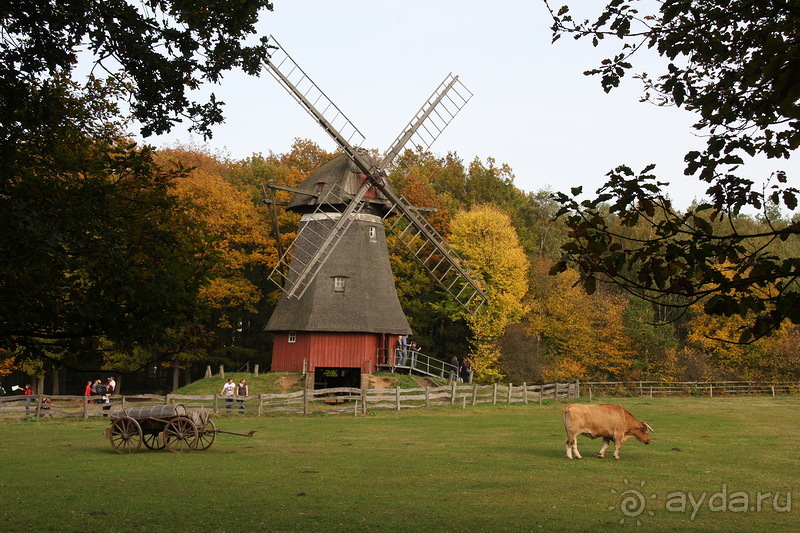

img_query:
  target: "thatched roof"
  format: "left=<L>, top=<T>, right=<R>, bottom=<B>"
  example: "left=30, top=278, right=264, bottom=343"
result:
left=265, top=213, right=411, bottom=334
left=286, top=152, right=395, bottom=216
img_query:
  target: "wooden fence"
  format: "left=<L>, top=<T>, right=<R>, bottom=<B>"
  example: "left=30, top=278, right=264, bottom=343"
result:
left=0, top=381, right=579, bottom=419
left=584, top=380, right=800, bottom=398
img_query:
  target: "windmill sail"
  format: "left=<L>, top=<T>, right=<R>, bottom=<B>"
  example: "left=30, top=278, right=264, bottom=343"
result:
left=382, top=195, right=487, bottom=314
left=263, top=36, right=487, bottom=313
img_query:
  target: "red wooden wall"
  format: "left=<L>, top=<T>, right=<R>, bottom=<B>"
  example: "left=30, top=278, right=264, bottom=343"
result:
left=271, top=331, right=395, bottom=373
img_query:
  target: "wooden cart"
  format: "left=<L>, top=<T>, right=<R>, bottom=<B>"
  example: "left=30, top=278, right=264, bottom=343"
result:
left=105, top=404, right=251, bottom=454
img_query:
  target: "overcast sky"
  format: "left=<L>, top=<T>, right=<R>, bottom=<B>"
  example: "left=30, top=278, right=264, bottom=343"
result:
left=147, top=0, right=790, bottom=210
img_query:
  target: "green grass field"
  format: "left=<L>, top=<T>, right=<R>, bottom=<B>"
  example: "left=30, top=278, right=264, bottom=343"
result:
left=1, top=397, right=798, bottom=532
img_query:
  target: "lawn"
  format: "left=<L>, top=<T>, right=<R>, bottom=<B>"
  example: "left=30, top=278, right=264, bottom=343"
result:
left=1, top=397, right=797, bottom=532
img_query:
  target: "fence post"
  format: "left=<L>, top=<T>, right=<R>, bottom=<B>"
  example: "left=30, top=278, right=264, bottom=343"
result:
left=472, top=384, right=478, bottom=406
left=258, top=394, right=263, bottom=417
left=205, top=365, right=212, bottom=378
left=554, top=382, right=559, bottom=401
left=219, top=365, right=224, bottom=380
left=539, top=384, right=543, bottom=406
left=396, top=387, right=401, bottom=411
left=710, top=384, right=713, bottom=398
left=507, top=383, right=513, bottom=404
left=254, top=364, right=259, bottom=378
left=213, top=394, right=219, bottom=414
left=451, top=382, right=457, bottom=405
left=303, top=388, right=309, bottom=415
left=492, top=383, right=498, bottom=405
left=82, top=396, right=89, bottom=418
left=362, top=388, right=368, bottom=414
left=425, top=387, right=430, bottom=408
left=589, top=387, right=593, bottom=403
left=523, top=382, right=528, bottom=404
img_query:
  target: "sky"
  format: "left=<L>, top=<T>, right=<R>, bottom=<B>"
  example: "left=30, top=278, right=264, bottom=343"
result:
left=147, top=0, right=788, bottom=210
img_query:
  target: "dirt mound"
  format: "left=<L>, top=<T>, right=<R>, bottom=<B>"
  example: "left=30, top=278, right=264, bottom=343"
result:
left=277, top=374, right=302, bottom=393
left=368, top=375, right=398, bottom=389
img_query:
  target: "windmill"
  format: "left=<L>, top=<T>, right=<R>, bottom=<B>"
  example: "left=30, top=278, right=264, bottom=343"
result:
left=262, top=36, right=487, bottom=388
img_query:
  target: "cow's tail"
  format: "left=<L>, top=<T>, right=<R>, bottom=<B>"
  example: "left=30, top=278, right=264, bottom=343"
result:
left=562, top=404, right=573, bottom=434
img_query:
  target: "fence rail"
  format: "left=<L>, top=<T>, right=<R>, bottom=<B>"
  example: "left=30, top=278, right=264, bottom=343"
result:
left=584, top=380, right=800, bottom=398
left=0, top=382, right=579, bottom=419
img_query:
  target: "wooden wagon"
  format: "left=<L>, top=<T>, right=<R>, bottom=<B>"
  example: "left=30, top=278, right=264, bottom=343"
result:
left=105, top=403, right=251, bottom=454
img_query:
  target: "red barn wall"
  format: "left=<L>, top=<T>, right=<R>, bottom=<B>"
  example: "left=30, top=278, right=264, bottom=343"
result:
left=271, top=332, right=387, bottom=373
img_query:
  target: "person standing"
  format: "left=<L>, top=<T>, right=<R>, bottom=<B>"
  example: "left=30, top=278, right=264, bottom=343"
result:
left=409, top=341, right=420, bottom=370
left=83, top=381, right=93, bottom=401
left=450, top=356, right=461, bottom=383
left=461, top=357, right=473, bottom=384
left=236, top=379, right=249, bottom=413
left=23, top=384, right=32, bottom=411
left=395, top=335, right=407, bottom=366
left=92, top=379, right=106, bottom=403
left=220, top=378, right=236, bottom=410
left=106, top=377, right=116, bottom=396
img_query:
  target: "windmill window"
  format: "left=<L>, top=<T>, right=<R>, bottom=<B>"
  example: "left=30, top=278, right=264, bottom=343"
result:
left=288, top=332, right=296, bottom=343
left=368, top=226, right=377, bottom=242
left=333, top=276, right=347, bottom=292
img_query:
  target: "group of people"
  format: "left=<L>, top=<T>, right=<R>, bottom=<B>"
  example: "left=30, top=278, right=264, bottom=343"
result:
left=84, top=377, right=115, bottom=404
left=394, top=335, right=421, bottom=368
left=220, top=378, right=249, bottom=412
left=450, top=356, right=473, bottom=383
left=393, top=335, right=473, bottom=383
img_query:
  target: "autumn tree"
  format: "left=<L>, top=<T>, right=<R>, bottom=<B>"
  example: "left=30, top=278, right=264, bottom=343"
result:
left=160, top=148, right=276, bottom=329
left=449, top=205, right=529, bottom=381
left=0, top=77, right=212, bottom=367
left=528, top=260, right=636, bottom=381
left=546, top=0, right=800, bottom=341
left=2, top=1, right=275, bottom=367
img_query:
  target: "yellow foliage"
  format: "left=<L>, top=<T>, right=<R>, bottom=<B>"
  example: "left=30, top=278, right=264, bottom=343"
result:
left=449, top=205, right=529, bottom=381
left=0, top=355, right=16, bottom=377
left=163, top=154, right=276, bottom=322
left=683, top=306, right=789, bottom=378
left=542, top=358, right=587, bottom=382
left=529, top=264, right=634, bottom=379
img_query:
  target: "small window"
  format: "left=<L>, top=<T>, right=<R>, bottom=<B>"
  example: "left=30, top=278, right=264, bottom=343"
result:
left=368, top=226, right=378, bottom=242
left=333, top=276, right=346, bottom=292
left=288, top=332, right=296, bottom=343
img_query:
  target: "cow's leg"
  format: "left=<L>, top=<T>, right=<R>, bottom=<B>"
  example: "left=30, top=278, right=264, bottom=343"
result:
left=565, top=434, right=581, bottom=459
left=598, top=438, right=610, bottom=458
left=612, top=435, right=622, bottom=460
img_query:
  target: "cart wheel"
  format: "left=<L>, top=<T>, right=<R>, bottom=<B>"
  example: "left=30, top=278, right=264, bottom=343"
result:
left=143, top=431, right=166, bottom=450
left=164, top=416, right=198, bottom=452
left=195, top=419, right=217, bottom=451
left=109, top=416, right=142, bottom=454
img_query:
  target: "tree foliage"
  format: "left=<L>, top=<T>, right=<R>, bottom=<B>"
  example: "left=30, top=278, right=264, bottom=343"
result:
left=450, top=205, right=529, bottom=381
left=3, top=0, right=274, bottom=138
left=159, top=146, right=277, bottom=326
left=1, top=1, right=275, bottom=368
left=528, top=261, right=635, bottom=381
left=545, top=0, right=800, bottom=342
left=0, top=77, right=212, bottom=365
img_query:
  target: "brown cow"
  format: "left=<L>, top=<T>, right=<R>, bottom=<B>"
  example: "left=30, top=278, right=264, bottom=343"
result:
left=563, top=403, right=653, bottom=460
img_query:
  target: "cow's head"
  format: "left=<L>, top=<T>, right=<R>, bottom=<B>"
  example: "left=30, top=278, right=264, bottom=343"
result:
left=631, top=421, right=653, bottom=444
